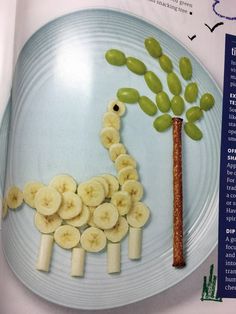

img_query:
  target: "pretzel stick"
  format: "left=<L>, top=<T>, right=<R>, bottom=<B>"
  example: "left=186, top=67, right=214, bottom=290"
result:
left=172, top=117, right=185, bottom=267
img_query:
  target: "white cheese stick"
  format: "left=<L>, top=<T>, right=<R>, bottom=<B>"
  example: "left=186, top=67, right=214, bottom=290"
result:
left=71, top=247, right=85, bottom=277
left=128, top=227, right=142, bottom=260
left=36, top=234, right=54, bottom=272
left=107, top=242, right=121, bottom=274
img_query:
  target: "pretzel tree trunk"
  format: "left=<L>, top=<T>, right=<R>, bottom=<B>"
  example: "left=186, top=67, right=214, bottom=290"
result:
left=172, top=117, right=185, bottom=268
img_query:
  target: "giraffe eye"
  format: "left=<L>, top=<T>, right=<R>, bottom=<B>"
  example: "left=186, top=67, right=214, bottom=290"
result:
left=113, top=104, right=120, bottom=112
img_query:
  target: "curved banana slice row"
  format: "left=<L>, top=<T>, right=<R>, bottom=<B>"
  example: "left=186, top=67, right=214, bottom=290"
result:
left=2, top=198, right=8, bottom=219
left=80, top=227, right=107, bottom=252
left=92, top=176, right=109, bottom=197
left=115, top=154, right=137, bottom=172
left=58, top=191, right=82, bottom=220
left=6, top=186, right=23, bottom=209
left=23, top=181, right=45, bottom=208
left=100, top=127, right=120, bottom=149
left=111, top=191, right=131, bottom=216
left=118, top=166, right=139, bottom=185
left=109, top=143, right=126, bottom=161
left=108, top=100, right=126, bottom=116
left=102, top=174, right=119, bottom=198
left=103, top=112, right=120, bottom=130
left=122, top=180, right=144, bottom=202
left=54, top=225, right=80, bottom=249
left=127, top=202, right=150, bottom=228
left=77, top=180, right=105, bottom=207
left=104, top=216, right=129, bottom=242
left=65, top=205, right=90, bottom=227
left=49, top=174, right=77, bottom=194
left=35, top=186, right=62, bottom=216
left=93, top=203, right=119, bottom=229
left=34, top=212, right=62, bottom=233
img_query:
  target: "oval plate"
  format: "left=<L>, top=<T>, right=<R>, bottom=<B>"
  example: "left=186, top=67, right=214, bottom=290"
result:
left=2, top=9, right=221, bottom=309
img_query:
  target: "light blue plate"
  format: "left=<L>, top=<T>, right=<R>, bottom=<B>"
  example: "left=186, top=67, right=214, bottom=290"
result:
left=1, top=9, right=222, bottom=309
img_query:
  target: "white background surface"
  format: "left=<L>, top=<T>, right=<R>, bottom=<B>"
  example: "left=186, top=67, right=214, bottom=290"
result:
left=1, top=0, right=236, bottom=313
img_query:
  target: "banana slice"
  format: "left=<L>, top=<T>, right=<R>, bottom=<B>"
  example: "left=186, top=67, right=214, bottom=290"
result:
left=35, top=186, right=62, bottom=216
left=23, top=181, right=45, bottom=208
left=36, top=234, right=54, bottom=272
left=103, top=112, right=120, bottom=130
left=111, top=191, right=131, bottom=215
left=128, top=227, right=142, bottom=260
left=108, top=100, right=126, bottom=116
left=58, top=191, right=82, bottom=220
left=80, top=227, right=107, bottom=252
left=77, top=180, right=105, bottom=206
left=104, top=216, right=129, bottom=242
left=115, top=154, right=136, bottom=172
left=65, top=205, right=90, bottom=227
left=127, top=202, right=150, bottom=228
left=100, top=127, right=120, bottom=149
left=49, top=174, right=77, bottom=194
left=118, top=166, right=139, bottom=185
left=87, top=206, right=98, bottom=227
left=93, top=203, right=119, bottom=229
left=107, top=243, right=121, bottom=274
left=1, top=198, right=8, bottom=219
left=34, top=212, right=62, bottom=233
left=109, top=143, right=126, bottom=161
left=122, top=180, right=144, bottom=202
left=54, top=225, right=80, bottom=249
left=92, top=176, right=109, bottom=197
left=6, top=186, right=23, bottom=209
left=71, top=247, right=85, bottom=277
left=102, top=174, right=119, bottom=198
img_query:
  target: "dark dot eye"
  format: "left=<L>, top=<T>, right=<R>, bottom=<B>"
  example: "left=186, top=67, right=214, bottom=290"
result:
left=113, top=104, right=119, bottom=112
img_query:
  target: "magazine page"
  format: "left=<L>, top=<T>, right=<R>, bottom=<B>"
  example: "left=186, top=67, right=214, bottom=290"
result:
left=1, top=0, right=236, bottom=313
